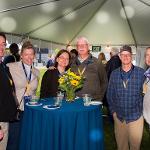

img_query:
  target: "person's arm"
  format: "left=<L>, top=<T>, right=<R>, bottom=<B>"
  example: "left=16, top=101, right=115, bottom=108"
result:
left=106, top=72, right=115, bottom=114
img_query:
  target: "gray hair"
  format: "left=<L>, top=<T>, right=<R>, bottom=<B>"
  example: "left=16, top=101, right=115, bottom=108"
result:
left=76, top=36, right=90, bottom=45
left=110, top=47, right=119, bottom=56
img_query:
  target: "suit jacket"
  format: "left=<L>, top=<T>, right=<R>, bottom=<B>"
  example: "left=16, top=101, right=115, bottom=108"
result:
left=106, top=55, right=121, bottom=80
left=7, top=62, right=39, bottom=110
left=0, top=63, right=17, bottom=121
left=3, top=54, right=20, bottom=65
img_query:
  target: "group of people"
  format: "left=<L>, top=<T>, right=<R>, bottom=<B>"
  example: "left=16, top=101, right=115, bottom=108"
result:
left=41, top=37, right=107, bottom=101
left=0, top=34, right=107, bottom=150
left=0, top=31, right=150, bottom=150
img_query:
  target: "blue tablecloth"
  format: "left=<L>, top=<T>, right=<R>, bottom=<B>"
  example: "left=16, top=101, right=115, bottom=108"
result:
left=19, top=98, right=104, bottom=150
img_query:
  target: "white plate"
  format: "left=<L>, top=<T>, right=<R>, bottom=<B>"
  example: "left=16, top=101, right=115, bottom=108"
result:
left=28, top=101, right=38, bottom=105
left=43, top=105, right=60, bottom=110
left=89, top=101, right=102, bottom=105
left=26, top=102, right=42, bottom=106
left=75, top=96, right=80, bottom=99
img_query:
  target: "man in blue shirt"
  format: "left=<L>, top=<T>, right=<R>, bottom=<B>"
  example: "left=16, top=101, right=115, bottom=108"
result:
left=107, top=45, right=145, bottom=150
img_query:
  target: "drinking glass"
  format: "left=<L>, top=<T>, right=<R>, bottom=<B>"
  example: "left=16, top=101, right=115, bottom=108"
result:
left=54, top=96, right=62, bottom=107
left=57, top=91, right=64, bottom=101
left=82, top=94, right=92, bottom=106
left=29, top=95, right=39, bottom=104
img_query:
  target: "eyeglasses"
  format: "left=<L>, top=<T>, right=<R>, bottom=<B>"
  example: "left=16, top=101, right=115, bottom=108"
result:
left=120, top=54, right=131, bottom=57
left=77, top=44, right=88, bottom=48
left=58, top=56, right=69, bottom=61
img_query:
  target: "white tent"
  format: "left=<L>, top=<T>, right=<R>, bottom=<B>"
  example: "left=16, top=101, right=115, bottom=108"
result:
left=0, top=0, right=150, bottom=67
left=0, top=0, right=150, bottom=47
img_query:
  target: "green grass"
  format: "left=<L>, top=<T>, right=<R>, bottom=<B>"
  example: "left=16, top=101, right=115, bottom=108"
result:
left=103, top=107, right=150, bottom=150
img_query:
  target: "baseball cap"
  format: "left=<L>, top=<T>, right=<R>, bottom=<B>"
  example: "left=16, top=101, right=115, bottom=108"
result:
left=120, top=45, right=132, bottom=53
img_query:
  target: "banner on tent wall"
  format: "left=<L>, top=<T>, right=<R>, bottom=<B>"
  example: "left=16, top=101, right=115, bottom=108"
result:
left=92, top=46, right=101, bottom=52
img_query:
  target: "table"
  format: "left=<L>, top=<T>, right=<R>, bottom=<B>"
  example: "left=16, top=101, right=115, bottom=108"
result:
left=19, top=98, right=104, bottom=150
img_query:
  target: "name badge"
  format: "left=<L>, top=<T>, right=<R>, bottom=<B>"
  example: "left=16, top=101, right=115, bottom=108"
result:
left=24, top=95, right=32, bottom=103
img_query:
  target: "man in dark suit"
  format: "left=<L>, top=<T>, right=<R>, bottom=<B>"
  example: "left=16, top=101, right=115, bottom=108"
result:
left=106, top=47, right=121, bottom=80
left=0, top=32, right=17, bottom=150
left=104, top=47, right=121, bottom=123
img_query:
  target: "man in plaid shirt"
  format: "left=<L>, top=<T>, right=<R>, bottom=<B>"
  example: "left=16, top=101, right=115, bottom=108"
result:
left=107, top=45, right=145, bottom=150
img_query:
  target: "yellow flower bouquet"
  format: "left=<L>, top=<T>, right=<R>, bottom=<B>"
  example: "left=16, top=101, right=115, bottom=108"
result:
left=58, top=68, right=85, bottom=102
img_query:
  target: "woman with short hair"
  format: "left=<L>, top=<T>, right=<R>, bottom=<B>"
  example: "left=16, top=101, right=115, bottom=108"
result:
left=6, top=41, right=39, bottom=150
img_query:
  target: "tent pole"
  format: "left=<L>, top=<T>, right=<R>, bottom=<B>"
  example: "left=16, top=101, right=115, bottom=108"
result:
left=10, top=34, right=12, bottom=44
left=137, top=0, right=150, bottom=7
left=0, top=0, right=60, bottom=13
left=26, top=0, right=96, bottom=36
left=120, top=0, right=137, bottom=47
left=68, top=0, right=109, bottom=45
left=38, top=40, right=41, bottom=63
left=4, top=32, right=66, bottom=46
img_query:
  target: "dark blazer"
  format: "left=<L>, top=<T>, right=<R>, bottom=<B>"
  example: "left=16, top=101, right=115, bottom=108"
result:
left=0, top=63, right=17, bottom=122
left=106, top=55, right=121, bottom=80
left=40, top=69, right=60, bottom=98
left=3, top=54, right=20, bottom=65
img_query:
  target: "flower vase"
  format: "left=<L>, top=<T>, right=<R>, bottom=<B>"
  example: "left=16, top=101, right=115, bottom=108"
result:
left=66, top=90, right=75, bottom=102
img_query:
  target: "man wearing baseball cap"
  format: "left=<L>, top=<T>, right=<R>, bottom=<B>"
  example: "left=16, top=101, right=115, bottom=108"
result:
left=107, top=45, right=145, bottom=150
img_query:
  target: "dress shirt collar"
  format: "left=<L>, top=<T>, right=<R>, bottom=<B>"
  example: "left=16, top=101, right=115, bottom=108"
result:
left=77, top=53, right=93, bottom=65
left=22, top=62, right=32, bottom=79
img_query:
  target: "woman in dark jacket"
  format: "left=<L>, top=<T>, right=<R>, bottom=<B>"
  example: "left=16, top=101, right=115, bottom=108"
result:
left=40, top=49, right=71, bottom=98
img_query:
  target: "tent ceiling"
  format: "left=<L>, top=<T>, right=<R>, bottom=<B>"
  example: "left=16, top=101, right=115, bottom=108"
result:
left=0, top=0, right=150, bottom=46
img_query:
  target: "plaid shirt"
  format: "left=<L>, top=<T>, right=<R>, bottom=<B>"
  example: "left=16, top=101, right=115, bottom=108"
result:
left=107, top=65, right=145, bottom=123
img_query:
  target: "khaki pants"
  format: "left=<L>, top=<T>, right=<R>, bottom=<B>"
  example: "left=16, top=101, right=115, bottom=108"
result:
left=0, top=122, right=8, bottom=150
left=113, top=113, right=143, bottom=150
